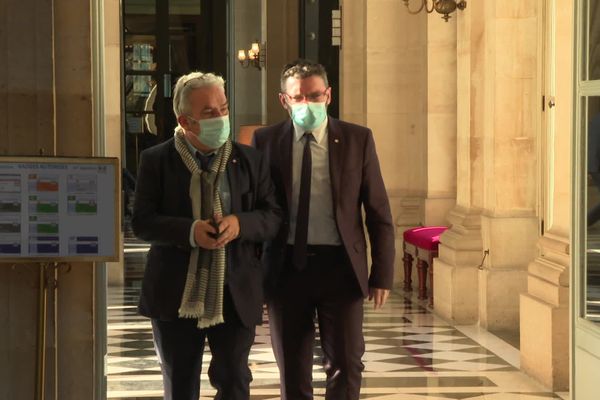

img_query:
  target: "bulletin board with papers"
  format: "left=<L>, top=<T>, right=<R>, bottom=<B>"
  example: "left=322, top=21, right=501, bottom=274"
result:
left=0, top=157, right=120, bottom=262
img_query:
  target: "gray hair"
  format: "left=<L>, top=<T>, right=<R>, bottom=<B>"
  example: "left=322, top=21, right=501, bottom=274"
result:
left=172, top=71, right=226, bottom=118
left=280, top=59, right=329, bottom=92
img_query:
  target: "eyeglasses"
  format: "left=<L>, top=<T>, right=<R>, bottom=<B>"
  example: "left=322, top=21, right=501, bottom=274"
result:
left=282, top=91, right=329, bottom=104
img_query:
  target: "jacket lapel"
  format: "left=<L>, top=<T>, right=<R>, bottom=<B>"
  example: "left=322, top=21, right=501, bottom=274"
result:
left=227, top=146, right=242, bottom=213
left=168, top=140, right=193, bottom=206
left=327, top=117, right=344, bottom=210
left=278, top=120, right=294, bottom=210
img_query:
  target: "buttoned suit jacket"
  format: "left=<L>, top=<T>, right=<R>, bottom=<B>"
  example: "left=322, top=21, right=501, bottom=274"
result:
left=132, top=138, right=282, bottom=327
left=253, top=117, right=395, bottom=297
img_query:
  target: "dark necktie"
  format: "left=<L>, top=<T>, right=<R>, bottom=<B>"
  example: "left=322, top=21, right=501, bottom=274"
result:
left=196, top=151, right=215, bottom=171
left=292, top=132, right=313, bottom=270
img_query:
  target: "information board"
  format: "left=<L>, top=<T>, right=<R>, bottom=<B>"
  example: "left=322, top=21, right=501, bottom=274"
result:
left=0, top=157, right=119, bottom=262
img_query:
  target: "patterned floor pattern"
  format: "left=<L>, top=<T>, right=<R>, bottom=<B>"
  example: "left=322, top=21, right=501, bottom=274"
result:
left=107, top=242, right=567, bottom=399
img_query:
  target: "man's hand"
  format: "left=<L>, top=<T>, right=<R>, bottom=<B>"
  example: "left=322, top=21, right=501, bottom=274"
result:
left=368, top=287, right=390, bottom=309
left=193, top=219, right=219, bottom=249
left=214, top=214, right=240, bottom=248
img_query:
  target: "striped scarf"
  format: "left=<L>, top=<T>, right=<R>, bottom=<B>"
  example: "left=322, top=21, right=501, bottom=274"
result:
left=174, top=128, right=232, bottom=329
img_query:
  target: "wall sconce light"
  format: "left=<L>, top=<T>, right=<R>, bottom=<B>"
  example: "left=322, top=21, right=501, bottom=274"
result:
left=237, top=41, right=266, bottom=70
left=403, top=0, right=467, bottom=22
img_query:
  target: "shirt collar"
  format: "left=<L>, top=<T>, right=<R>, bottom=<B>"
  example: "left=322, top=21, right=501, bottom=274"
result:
left=293, top=115, right=328, bottom=144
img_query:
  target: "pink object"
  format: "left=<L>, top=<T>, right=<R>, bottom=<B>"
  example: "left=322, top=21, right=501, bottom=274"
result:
left=403, top=226, right=448, bottom=251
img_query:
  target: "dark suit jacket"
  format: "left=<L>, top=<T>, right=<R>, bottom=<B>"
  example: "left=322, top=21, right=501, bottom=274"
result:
left=132, top=138, right=282, bottom=327
left=253, top=117, right=395, bottom=297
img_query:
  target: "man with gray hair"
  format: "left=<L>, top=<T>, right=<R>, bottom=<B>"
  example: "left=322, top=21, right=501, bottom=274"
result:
left=132, top=71, right=282, bottom=400
left=254, top=59, right=395, bottom=399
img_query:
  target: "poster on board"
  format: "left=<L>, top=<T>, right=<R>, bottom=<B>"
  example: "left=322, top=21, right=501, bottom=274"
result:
left=0, top=157, right=119, bottom=262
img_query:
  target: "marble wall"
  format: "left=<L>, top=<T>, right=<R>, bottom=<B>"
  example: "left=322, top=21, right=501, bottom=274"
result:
left=0, top=0, right=107, bottom=397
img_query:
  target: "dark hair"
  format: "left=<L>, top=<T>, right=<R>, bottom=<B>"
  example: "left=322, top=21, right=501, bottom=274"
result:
left=280, top=59, right=329, bottom=92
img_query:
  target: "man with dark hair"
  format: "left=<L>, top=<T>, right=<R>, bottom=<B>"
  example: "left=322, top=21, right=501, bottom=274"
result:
left=254, top=59, right=395, bottom=400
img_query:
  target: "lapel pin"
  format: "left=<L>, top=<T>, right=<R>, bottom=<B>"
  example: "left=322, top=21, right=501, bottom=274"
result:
left=334, top=139, right=340, bottom=144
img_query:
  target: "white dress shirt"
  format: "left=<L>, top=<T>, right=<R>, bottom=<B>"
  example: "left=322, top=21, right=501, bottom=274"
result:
left=288, top=117, right=342, bottom=245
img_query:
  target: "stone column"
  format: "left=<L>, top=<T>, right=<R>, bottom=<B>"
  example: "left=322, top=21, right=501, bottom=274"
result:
left=520, top=0, right=572, bottom=390
left=104, top=0, right=125, bottom=287
left=433, top=0, right=484, bottom=324
left=425, top=14, right=457, bottom=227
left=436, top=0, right=541, bottom=330
left=340, top=0, right=367, bottom=127
left=54, top=0, right=97, bottom=397
left=0, top=0, right=101, bottom=397
left=265, top=0, right=298, bottom=124
left=363, top=0, right=428, bottom=286
left=0, top=0, right=57, bottom=397
left=477, top=0, right=540, bottom=333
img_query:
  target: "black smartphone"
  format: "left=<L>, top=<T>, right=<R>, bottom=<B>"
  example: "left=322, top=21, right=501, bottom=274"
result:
left=208, top=218, right=221, bottom=239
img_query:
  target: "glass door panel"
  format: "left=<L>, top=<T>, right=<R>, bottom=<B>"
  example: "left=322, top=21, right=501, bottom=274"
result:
left=588, top=0, right=600, bottom=80
left=573, top=1, right=600, bottom=398
left=585, top=96, right=600, bottom=322
left=121, top=0, right=226, bottom=175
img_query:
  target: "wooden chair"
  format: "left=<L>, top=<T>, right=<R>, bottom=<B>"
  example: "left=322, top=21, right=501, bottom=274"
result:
left=402, top=226, right=448, bottom=307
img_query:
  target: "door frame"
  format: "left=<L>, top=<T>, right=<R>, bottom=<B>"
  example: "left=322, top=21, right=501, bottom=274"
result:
left=571, top=0, right=600, bottom=397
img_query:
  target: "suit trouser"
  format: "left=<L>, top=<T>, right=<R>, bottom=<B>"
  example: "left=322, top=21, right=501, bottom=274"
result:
left=151, top=288, right=256, bottom=400
left=268, top=246, right=365, bottom=400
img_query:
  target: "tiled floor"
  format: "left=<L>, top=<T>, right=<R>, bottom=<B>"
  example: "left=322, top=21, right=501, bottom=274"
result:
left=107, top=233, right=567, bottom=399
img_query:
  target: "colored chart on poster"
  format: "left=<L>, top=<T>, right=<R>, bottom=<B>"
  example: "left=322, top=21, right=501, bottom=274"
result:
left=0, top=158, right=118, bottom=261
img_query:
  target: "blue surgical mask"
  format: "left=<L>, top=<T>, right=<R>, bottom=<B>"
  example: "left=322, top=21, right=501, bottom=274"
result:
left=290, top=102, right=327, bottom=131
left=188, top=115, right=230, bottom=149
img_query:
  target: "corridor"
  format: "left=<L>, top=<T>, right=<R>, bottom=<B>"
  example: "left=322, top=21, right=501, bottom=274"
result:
left=106, top=245, right=566, bottom=400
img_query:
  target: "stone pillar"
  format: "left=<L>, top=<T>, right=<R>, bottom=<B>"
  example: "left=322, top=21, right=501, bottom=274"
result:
left=363, top=0, right=428, bottom=286
left=477, top=0, right=540, bottom=332
left=54, top=0, right=97, bottom=397
left=520, top=0, right=572, bottom=390
left=425, top=13, right=457, bottom=227
left=340, top=0, right=366, bottom=127
left=0, top=0, right=101, bottom=397
left=265, top=0, right=298, bottom=125
left=433, top=0, right=484, bottom=324
left=103, top=0, right=125, bottom=287
left=436, top=0, right=540, bottom=330
left=0, top=0, right=57, bottom=397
